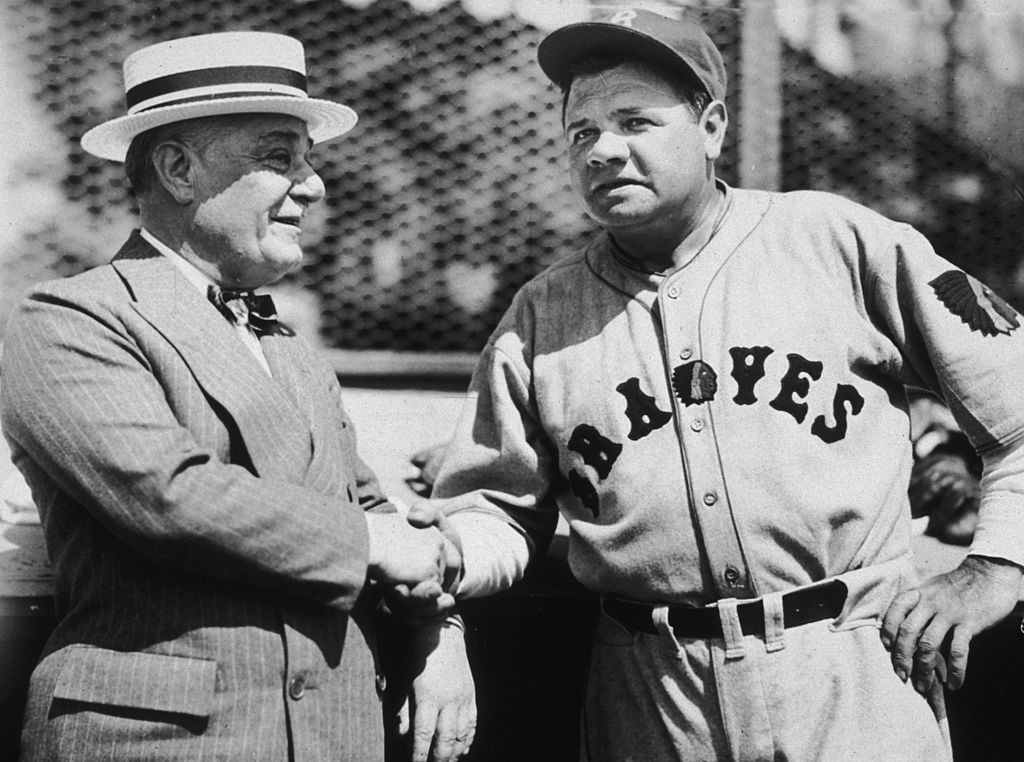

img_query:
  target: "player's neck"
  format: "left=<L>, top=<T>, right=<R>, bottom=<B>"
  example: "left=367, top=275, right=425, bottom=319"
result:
left=610, top=186, right=728, bottom=274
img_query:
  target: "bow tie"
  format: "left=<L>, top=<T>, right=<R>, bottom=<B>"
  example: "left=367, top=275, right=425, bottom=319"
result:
left=207, top=285, right=285, bottom=336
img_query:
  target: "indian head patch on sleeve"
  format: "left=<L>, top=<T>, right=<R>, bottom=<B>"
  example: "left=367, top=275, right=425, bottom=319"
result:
left=929, top=270, right=1020, bottom=337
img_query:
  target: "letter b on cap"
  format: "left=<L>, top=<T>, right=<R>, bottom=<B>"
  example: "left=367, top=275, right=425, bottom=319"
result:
left=608, top=10, right=637, bottom=27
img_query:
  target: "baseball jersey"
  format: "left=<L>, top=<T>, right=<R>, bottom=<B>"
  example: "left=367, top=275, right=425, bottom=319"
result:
left=433, top=184, right=1024, bottom=605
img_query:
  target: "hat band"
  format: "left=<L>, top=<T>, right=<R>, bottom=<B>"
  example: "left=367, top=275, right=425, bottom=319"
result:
left=126, top=65, right=307, bottom=111
left=132, top=90, right=306, bottom=113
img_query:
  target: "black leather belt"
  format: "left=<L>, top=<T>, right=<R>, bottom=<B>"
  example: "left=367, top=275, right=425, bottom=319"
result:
left=602, top=580, right=848, bottom=639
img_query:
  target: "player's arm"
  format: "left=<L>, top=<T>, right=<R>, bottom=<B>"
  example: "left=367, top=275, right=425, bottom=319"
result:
left=866, top=221, right=1024, bottom=693
left=430, top=332, right=559, bottom=598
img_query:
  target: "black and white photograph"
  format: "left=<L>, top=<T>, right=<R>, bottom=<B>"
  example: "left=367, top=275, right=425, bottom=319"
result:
left=2, top=1, right=1023, bottom=759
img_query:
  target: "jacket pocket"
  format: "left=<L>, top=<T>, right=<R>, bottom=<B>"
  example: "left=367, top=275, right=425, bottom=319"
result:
left=52, top=646, right=218, bottom=718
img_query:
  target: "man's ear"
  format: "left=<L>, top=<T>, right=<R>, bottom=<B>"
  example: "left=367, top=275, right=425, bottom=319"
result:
left=151, top=141, right=196, bottom=205
left=700, top=101, right=728, bottom=162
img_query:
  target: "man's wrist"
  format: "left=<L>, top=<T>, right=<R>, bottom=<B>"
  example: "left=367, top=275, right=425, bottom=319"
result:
left=965, top=554, right=1024, bottom=581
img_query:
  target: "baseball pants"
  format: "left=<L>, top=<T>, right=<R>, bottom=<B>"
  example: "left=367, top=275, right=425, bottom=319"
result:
left=581, top=595, right=950, bottom=762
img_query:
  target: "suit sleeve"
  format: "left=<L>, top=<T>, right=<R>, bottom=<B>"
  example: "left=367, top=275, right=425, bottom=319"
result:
left=1, top=287, right=371, bottom=611
left=864, top=216, right=1024, bottom=567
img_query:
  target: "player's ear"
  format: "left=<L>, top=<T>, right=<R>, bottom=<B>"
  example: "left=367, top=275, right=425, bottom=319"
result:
left=701, top=101, right=728, bottom=162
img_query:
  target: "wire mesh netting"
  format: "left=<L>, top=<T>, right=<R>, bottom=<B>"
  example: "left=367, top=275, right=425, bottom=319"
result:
left=782, top=46, right=1024, bottom=306
left=2, top=0, right=1022, bottom=360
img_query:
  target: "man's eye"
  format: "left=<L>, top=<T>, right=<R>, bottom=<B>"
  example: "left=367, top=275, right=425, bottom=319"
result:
left=571, top=128, right=596, bottom=145
left=624, top=118, right=652, bottom=130
left=264, top=152, right=292, bottom=170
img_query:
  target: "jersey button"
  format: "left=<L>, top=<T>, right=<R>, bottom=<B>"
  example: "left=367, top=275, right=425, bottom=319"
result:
left=724, top=566, right=742, bottom=586
left=690, top=419, right=704, bottom=432
left=666, top=285, right=681, bottom=299
left=288, top=675, right=306, bottom=701
left=703, top=492, right=717, bottom=506
left=679, top=348, right=693, bottom=360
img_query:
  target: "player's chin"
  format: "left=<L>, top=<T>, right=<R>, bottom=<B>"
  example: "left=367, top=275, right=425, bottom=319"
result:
left=587, top=202, right=655, bottom=229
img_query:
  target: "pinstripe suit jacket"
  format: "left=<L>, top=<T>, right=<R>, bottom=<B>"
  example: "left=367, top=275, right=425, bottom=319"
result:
left=1, top=233, right=389, bottom=760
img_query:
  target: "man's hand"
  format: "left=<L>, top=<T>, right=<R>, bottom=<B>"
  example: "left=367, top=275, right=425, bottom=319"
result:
left=366, top=513, right=448, bottom=602
left=881, top=555, right=1023, bottom=694
left=394, top=619, right=477, bottom=762
left=407, top=500, right=463, bottom=594
left=908, top=453, right=980, bottom=545
left=407, top=442, right=450, bottom=497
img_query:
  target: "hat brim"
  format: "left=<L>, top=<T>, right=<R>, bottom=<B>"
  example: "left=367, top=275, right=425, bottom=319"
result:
left=80, top=95, right=358, bottom=161
left=538, top=22, right=709, bottom=95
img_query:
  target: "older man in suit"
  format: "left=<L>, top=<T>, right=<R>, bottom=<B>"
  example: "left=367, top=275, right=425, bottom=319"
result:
left=0, top=32, right=473, bottom=761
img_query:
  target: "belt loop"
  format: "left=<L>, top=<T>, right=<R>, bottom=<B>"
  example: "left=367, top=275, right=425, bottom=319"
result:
left=716, top=598, right=746, bottom=660
left=763, top=591, right=786, bottom=652
left=652, top=605, right=686, bottom=659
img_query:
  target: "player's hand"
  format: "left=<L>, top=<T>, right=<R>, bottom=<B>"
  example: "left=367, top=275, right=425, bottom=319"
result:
left=394, top=618, right=477, bottom=762
left=366, top=513, right=448, bottom=600
left=407, top=442, right=450, bottom=497
left=407, top=499, right=463, bottom=594
left=880, top=555, right=1023, bottom=694
left=377, top=503, right=464, bottom=618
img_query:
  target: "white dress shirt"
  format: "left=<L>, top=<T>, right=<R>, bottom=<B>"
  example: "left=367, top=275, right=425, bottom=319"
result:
left=139, top=228, right=272, bottom=375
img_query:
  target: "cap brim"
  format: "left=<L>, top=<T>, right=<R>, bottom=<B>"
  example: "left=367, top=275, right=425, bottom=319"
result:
left=538, top=22, right=704, bottom=92
left=80, top=96, right=358, bottom=162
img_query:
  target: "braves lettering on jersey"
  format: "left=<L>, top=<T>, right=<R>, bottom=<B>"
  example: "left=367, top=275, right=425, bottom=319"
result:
left=435, top=185, right=1024, bottom=605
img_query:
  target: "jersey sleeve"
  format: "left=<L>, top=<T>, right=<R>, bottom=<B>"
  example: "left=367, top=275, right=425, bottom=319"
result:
left=865, top=217, right=1024, bottom=566
left=431, top=302, right=561, bottom=593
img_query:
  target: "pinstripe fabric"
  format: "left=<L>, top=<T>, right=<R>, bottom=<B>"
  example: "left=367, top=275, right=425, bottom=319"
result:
left=1, top=233, right=388, bottom=760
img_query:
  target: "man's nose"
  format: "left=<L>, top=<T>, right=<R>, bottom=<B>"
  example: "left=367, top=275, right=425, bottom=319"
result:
left=289, top=163, right=326, bottom=204
left=586, top=131, right=629, bottom=167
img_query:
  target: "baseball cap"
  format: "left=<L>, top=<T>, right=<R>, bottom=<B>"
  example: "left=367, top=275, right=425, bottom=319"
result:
left=537, top=8, right=726, bottom=102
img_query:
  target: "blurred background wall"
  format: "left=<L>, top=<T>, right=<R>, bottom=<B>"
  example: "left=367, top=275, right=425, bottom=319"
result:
left=2, top=0, right=1023, bottom=377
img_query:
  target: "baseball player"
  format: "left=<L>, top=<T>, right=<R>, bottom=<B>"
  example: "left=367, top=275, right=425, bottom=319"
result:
left=415, top=9, right=1024, bottom=761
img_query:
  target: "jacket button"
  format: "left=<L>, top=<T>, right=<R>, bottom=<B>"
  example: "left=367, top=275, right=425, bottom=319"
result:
left=288, top=675, right=306, bottom=701
left=724, top=566, right=742, bottom=586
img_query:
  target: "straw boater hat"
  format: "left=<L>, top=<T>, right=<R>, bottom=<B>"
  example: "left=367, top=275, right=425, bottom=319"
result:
left=81, top=31, right=358, bottom=162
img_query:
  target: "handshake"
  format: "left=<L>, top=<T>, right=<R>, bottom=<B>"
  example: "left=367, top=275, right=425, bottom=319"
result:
left=366, top=502, right=462, bottom=615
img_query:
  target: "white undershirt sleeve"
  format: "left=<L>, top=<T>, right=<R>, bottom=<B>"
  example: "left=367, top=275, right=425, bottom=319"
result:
left=450, top=512, right=531, bottom=598
left=970, top=435, right=1024, bottom=569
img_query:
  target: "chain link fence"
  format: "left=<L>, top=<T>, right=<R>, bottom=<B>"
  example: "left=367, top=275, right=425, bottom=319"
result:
left=2, top=0, right=1022, bottom=371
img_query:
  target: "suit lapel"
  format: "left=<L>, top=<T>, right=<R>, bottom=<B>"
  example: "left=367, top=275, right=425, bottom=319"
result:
left=260, top=335, right=345, bottom=495
left=111, top=234, right=313, bottom=482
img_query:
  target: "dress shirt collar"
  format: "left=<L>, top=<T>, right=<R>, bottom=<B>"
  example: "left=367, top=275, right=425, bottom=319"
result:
left=139, top=228, right=218, bottom=295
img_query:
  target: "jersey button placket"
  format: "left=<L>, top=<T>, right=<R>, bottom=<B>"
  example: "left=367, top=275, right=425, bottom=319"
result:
left=724, top=565, right=744, bottom=588
left=288, top=675, right=306, bottom=701
left=661, top=272, right=753, bottom=599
